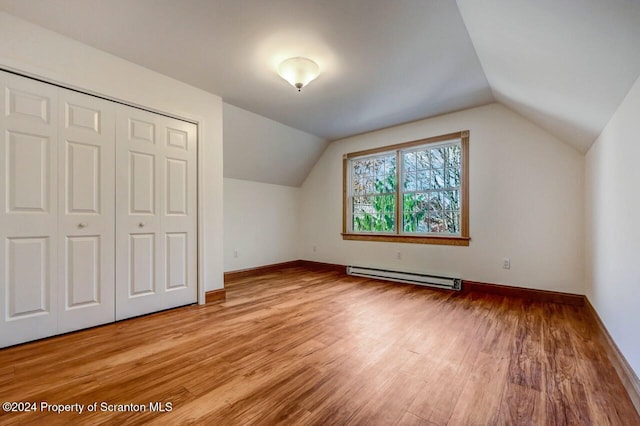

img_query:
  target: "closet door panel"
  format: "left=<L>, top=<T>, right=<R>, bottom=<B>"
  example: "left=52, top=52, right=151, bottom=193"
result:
left=161, top=116, right=197, bottom=308
left=129, top=233, right=156, bottom=296
left=65, top=236, right=101, bottom=306
left=58, top=89, right=115, bottom=333
left=0, top=71, right=59, bottom=347
left=115, top=105, right=164, bottom=320
left=6, top=237, right=50, bottom=317
left=115, top=107, right=197, bottom=320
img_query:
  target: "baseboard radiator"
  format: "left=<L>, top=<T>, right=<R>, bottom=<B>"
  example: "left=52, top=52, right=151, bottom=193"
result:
left=347, top=266, right=462, bottom=291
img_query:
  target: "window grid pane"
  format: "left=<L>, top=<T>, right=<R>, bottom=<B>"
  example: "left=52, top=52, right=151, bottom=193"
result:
left=350, top=153, right=396, bottom=233
left=401, top=141, right=461, bottom=236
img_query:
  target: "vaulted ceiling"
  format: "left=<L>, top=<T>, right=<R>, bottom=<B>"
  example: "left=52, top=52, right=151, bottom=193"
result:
left=457, top=0, right=640, bottom=153
left=1, top=0, right=639, bottom=157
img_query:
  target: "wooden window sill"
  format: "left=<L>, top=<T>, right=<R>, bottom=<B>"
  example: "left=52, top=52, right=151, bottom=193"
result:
left=341, top=233, right=470, bottom=246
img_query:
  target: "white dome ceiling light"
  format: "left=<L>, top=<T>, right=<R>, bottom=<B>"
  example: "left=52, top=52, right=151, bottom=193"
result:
left=277, top=57, right=320, bottom=92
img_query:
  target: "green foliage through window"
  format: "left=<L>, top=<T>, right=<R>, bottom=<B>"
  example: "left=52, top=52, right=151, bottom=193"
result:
left=352, top=154, right=396, bottom=232
left=349, top=141, right=462, bottom=235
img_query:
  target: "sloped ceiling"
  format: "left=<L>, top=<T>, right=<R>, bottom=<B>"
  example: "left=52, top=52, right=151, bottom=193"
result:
left=456, top=0, right=640, bottom=153
left=0, top=0, right=493, bottom=142
left=223, top=103, right=328, bottom=187
left=0, top=0, right=639, bottom=185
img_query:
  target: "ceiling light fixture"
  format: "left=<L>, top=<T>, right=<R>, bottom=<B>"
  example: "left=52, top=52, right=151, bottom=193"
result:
left=277, top=57, right=320, bottom=92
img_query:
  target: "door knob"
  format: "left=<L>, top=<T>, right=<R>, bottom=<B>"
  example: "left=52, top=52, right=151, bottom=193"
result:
left=138, top=222, right=145, bottom=228
left=78, top=222, right=88, bottom=228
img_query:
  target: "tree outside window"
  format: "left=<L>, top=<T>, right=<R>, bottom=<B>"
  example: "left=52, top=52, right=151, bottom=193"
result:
left=343, top=131, right=470, bottom=246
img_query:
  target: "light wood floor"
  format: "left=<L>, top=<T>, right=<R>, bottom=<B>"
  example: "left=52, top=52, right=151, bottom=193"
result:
left=0, top=267, right=638, bottom=425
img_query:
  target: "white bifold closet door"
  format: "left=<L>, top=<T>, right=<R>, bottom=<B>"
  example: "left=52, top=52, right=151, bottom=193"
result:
left=0, top=72, right=60, bottom=346
left=0, top=70, right=197, bottom=347
left=115, top=105, right=197, bottom=321
left=0, top=73, right=117, bottom=346
left=57, top=89, right=116, bottom=333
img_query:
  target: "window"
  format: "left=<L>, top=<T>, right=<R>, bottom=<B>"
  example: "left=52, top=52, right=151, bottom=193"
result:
left=342, top=131, right=469, bottom=246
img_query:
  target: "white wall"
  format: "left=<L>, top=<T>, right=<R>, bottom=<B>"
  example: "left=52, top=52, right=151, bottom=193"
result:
left=0, top=12, right=224, bottom=293
left=224, top=178, right=299, bottom=272
left=300, top=103, right=585, bottom=294
left=223, top=102, right=328, bottom=187
left=585, top=75, right=640, bottom=377
left=222, top=102, right=324, bottom=272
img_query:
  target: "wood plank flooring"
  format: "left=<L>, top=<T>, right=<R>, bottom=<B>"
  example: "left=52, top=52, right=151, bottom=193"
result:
left=0, top=266, right=638, bottom=425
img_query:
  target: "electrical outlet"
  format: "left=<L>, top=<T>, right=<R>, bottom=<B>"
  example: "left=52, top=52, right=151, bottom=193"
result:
left=233, top=250, right=239, bottom=258
left=396, top=252, right=402, bottom=260
left=313, top=245, right=317, bottom=252
left=502, top=257, right=510, bottom=269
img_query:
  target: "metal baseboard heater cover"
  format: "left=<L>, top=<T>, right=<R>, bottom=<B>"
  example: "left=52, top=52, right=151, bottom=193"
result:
left=347, top=266, right=462, bottom=291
